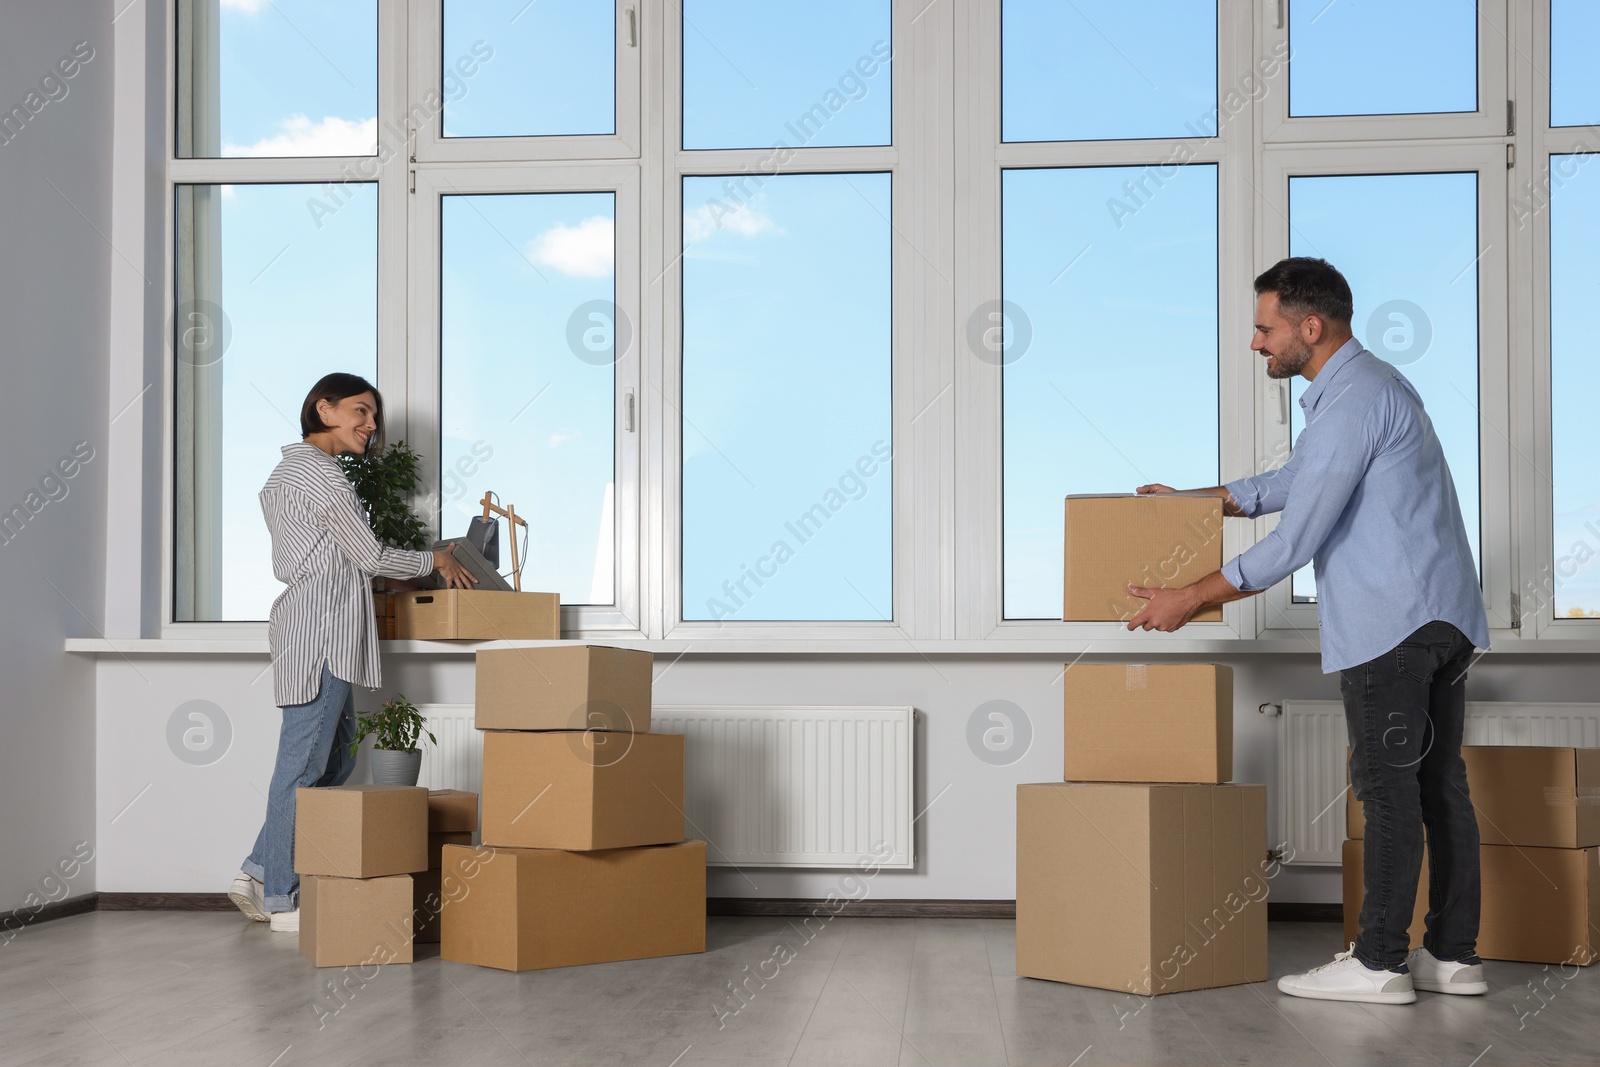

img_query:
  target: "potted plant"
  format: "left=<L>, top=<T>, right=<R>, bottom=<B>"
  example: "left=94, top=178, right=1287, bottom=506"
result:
left=351, top=695, right=436, bottom=786
left=339, top=440, right=430, bottom=636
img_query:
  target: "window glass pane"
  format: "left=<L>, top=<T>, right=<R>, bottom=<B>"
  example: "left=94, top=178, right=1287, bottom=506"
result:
left=1286, top=173, right=1481, bottom=602
left=682, top=1, right=891, bottom=150
left=1289, top=0, right=1475, bottom=117
left=1551, top=156, right=1600, bottom=617
left=1001, top=165, right=1219, bottom=621
left=177, top=0, right=377, bottom=157
left=443, top=0, right=614, bottom=138
left=440, top=193, right=617, bottom=605
left=1002, top=0, right=1217, bottom=142
left=681, top=173, right=892, bottom=621
left=174, top=183, right=377, bottom=621
left=1551, top=0, right=1600, bottom=128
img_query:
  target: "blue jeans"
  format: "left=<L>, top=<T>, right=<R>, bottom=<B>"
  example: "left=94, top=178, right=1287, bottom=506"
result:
left=242, top=662, right=357, bottom=912
left=1343, top=620, right=1481, bottom=969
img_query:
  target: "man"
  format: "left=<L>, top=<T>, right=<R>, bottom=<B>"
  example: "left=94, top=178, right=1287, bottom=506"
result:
left=1127, top=257, right=1490, bottom=1005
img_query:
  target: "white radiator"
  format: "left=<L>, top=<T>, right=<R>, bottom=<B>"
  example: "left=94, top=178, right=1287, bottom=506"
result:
left=651, top=705, right=916, bottom=870
left=1278, top=700, right=1600, bottom=865
left=415, top=703, right=917, bottom=871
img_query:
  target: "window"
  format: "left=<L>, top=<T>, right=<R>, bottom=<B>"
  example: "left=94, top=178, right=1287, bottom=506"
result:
left=1285, top=172, right=1483, bottom=603
left=1550, top=1, right=1600, bottom=129
left=176, top=0, right=377, bottom=158
left=1550, top=156, right=1600, bottom=618
left=441, top=0, right=614, bottom=138
left=439, top=192, right=618, bottom=605
left=1001, top=0, right=1216, bottom=142
left=1000, top=165, right=1219, bottom=620
left=679, top=173, right=893, bottom=622
left=173, top=183, right=377, bottom=621
left=681, top=0, right=891, bottom=150
left=1288, top=0, right=1475, bottom=118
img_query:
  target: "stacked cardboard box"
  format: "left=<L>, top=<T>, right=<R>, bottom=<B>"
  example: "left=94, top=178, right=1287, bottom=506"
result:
left=1343, top=746, right=1600, bottom=965
left=442, top=645, right=707, bottom=971
left=294, top=784, right=428, bottom=967
left=413, top=789, right=480, bottom=945
left=1018, top=662, right=1268, bottom=995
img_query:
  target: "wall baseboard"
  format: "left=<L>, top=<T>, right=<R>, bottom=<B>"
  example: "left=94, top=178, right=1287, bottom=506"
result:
left=11, top=893, right=1342, bottom=925
left=97, top=892, right=233, bottom=911
left=2, top=893, right=98, bottom=936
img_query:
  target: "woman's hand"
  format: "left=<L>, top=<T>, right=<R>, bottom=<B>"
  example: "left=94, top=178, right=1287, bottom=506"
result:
left=432, top=543, right=480, bottom=590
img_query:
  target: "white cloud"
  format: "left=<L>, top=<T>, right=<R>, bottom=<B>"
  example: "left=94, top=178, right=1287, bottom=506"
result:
left=223, top=115, right=376, bottom=158
left=528, top=216, right=614, bottom=278
left=220, top=0, right=267, bottom=13
left=683, top=199, right=778, bottom=243
left=549, top=431, right=582, bottom=448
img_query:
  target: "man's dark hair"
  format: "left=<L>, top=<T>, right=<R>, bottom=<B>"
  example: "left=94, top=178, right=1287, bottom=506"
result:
left=300, top=372, right=385, bottom=451
left=1253, top=257, right=1353, bottom=328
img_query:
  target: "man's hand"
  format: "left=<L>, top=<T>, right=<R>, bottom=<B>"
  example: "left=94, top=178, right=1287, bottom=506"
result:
left=1135, top=483, right=1176, bottom=494
left=1125, top=583, right=1202, bottom=632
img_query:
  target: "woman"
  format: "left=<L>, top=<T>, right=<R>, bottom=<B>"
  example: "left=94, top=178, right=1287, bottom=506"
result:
left=227, top=373, right=475, bottom=932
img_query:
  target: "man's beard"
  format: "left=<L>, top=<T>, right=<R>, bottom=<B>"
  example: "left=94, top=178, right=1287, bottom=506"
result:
left=1266, top=336, right=1314, bottom=379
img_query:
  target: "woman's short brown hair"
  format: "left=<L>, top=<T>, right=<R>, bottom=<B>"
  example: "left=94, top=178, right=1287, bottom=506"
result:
left=299, top=372, right=386, bottom=452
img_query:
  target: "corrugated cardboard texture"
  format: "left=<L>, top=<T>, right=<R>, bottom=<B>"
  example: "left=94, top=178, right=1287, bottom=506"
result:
left=1062, top=663, right=1233, bottom=783
left=412, top=868, right=443, bottom=944
left=1347, top=747, right=1600, bottom=847
left=474, top=645, right=654, bottom=732
left=480, top=731, right=685, bottom=850
left=299, top=874, right=414, bottom=968
left=439, top=840, right=707, bottom=972
left=427, top=789, right=480, bottom=832
left=394, top=589, right=560, bottom=640
left=1344, top=842, right=1598, bottom=965
left=1016, top=782, right=1268, bottom=994
left=1061, top=495, right=1224, bottom=622
left=294, top=785, right=428, bottom=878
left=428, top=831, right=474, bottom=869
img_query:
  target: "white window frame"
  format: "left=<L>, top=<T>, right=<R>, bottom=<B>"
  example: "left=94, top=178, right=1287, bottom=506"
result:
left=1252, top=146, right=1516, bottom=638
left=1261, top=0, right=1511, bottom=144
left=408, top=164, right=644, bottom=634
left=955, top=0, right=1257, bottom=644
left=1525, top=0, right=1600, bottom=639
left=408, top=0, right=643, bottom=163
left=654, top=1, right=934, bottom=645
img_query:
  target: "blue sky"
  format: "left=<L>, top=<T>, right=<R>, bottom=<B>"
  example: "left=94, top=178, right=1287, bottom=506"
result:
left=195, top=1, right=1597, bottom=623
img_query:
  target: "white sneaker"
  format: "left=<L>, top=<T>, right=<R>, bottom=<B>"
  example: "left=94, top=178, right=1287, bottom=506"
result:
left=1406, top=947, right=1487, bottom=995
left=268, top=908, right=299, bottom=933
left=228, top=872, right=269, bottom=922
left=1277, top=944, right=1416, bottom=1004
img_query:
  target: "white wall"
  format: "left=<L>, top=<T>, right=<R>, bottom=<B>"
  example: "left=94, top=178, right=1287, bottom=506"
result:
left=93, top=650, right=1600, bottom=904
left=0, top=0, right=113, bottom=913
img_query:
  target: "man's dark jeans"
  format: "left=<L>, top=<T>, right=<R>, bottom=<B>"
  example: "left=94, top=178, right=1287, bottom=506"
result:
left=1342, top=620, right=1480, bottom=970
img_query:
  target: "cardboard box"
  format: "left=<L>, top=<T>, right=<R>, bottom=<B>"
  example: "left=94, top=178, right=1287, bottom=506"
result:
left=1464, top=747, right=1600, bottom=849
left=439, top=840, right=706, bottom=972
left=413, top=868, right=443, bottom=944
left=1062, top=663, right=1232, bottom=783
left=1016, top=782, right=1268, bottom=994
left=294, top=785, right=427, bottom=878
left=300, top=874, right=414, bottom=967
left=474, top=645, right=653, bottom=733
left=427, top=789, right=480, bottom=832
left=1062, top=494, right=1224, bottom=623
left=428, top=831, right=474, bottom=869
left=1347, top=746, right=1600, bottom=847
left=1343, top=840, right=1600, bottom=965
left=394, top=589, right=560, bottom=641
left=480, top=731, right=685, bottom=850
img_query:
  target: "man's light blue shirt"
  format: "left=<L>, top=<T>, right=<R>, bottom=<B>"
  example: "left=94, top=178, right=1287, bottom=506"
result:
left=1220, top=338, right=1489, bottom=673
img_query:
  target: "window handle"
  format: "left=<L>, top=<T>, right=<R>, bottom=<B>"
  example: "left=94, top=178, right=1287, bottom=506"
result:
left=626, top=7, right=637, bottom=48
left=625, top=388, right=636, bottom=433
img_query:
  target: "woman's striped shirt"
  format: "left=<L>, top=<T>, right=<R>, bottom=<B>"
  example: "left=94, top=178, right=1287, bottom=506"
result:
left=259, top=442, right=434, bottom=707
